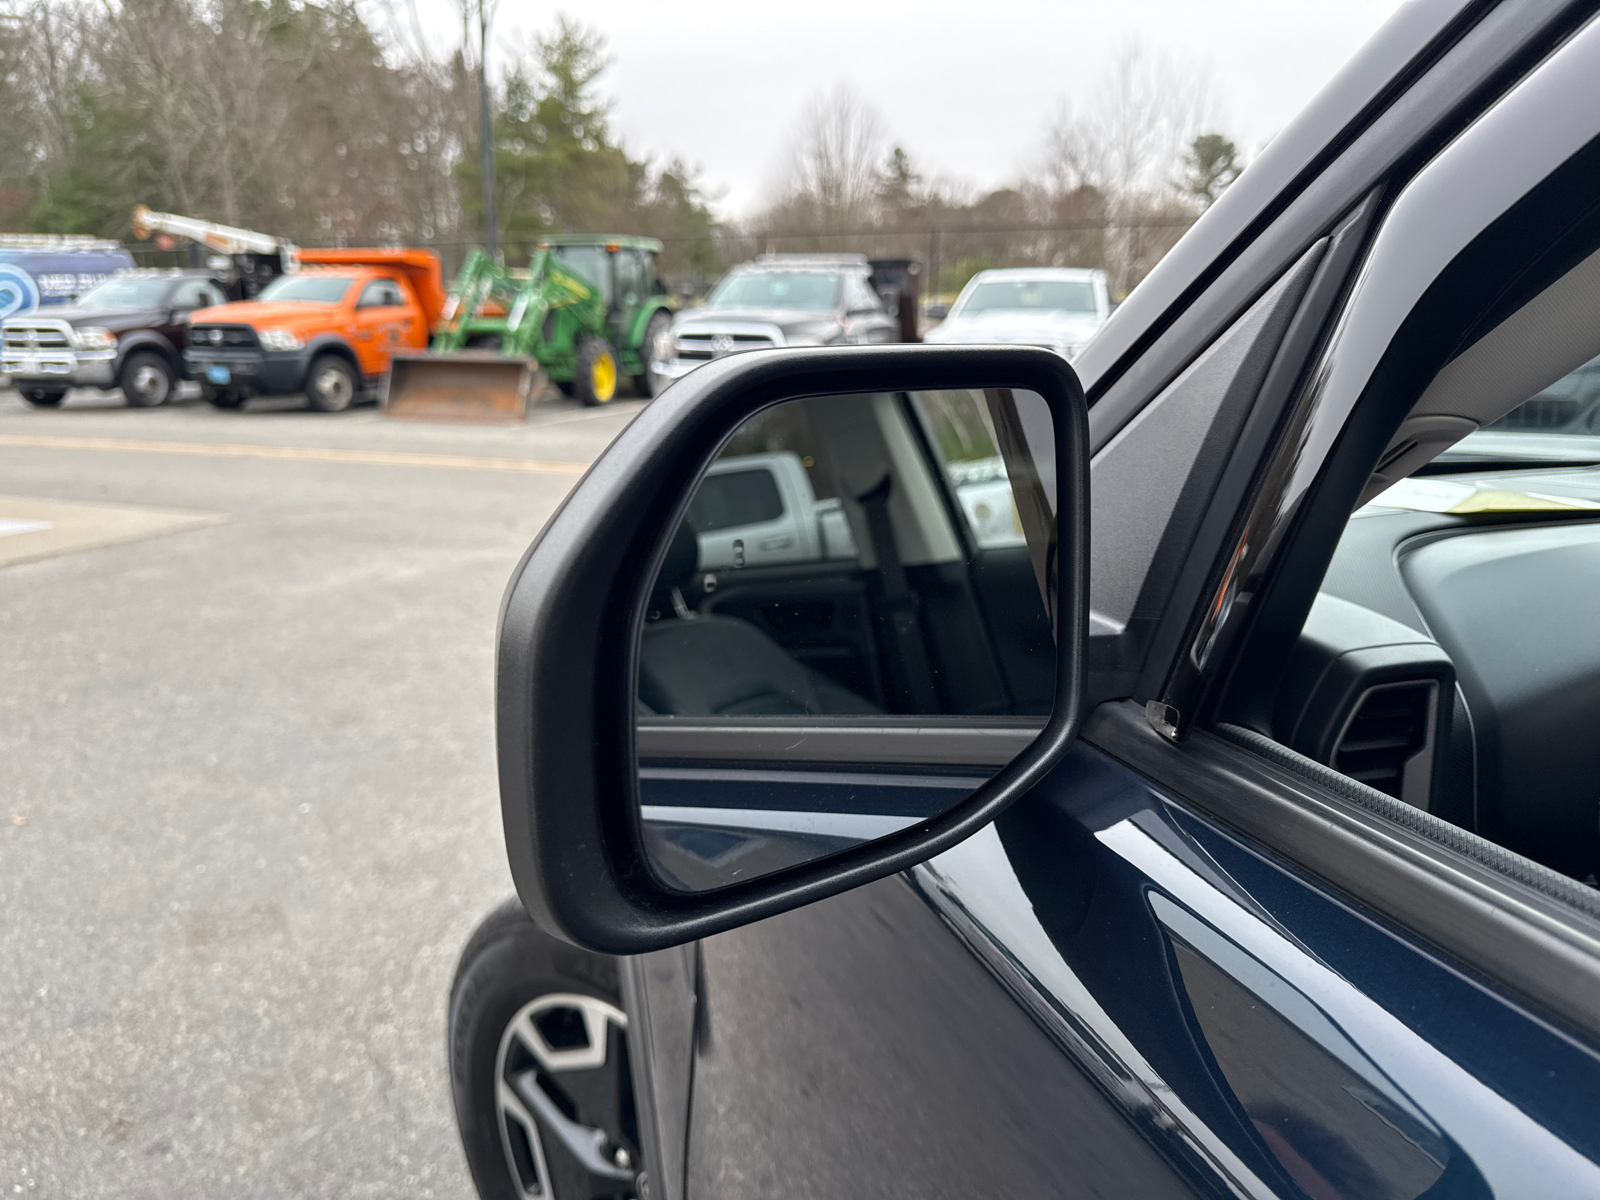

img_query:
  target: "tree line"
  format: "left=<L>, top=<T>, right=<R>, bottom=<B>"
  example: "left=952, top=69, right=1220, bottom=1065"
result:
left=0, top=1, right=718, bottom=277
left=0, top=2, right=1242, bottom=296
left=756, top=46, right=1244, bottom=298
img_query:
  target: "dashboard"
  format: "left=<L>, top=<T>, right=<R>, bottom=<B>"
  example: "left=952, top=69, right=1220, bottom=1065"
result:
left=1276, top=468, right=1600, bottom=881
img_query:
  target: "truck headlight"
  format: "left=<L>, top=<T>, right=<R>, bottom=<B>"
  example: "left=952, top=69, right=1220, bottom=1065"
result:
left=652, top=326, right=675, bottom=362
left=258, top=328, right=303, bottom=352
left=72, top=327, right=116, bottom=351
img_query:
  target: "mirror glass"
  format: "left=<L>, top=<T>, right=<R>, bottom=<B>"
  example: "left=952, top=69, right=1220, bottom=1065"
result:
left=635, top=387, right=1058, bottom=891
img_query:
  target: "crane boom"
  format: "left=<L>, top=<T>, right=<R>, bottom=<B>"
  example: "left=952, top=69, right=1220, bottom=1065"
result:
left=131, top=205, right=295, bottom=258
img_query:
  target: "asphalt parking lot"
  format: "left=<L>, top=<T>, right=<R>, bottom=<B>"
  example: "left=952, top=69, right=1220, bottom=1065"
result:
left=0, top=384, right=645, bottom=1198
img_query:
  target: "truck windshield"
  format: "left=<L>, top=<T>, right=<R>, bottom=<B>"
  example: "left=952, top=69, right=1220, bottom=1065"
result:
left=258, top=275, right=355, bottom=303
left=548, top=245, right=611, bottom=304
left=77, top=276, right=172, bottom=308
left=959, top=279, right=1098, bottom=315
left=687, top=469, right=785, bottom=532
left=707, top=271, right=839, bottom=312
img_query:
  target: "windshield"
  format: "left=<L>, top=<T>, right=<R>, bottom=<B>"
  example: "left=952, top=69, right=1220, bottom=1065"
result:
left=707, top=271, right=840, bottom=312
left=1442, top=350, right=1600, bottom=464
left=958, top=279, right=1099, bottom=316
left=257, top=275, right=354, bottom=303
left=76, top=276, right=172, bottom=308
left=549, top=245, right=605, bottom=287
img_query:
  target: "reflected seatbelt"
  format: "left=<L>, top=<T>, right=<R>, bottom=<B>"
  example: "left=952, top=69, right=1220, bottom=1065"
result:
left=857, top=474, right=940, bottom=712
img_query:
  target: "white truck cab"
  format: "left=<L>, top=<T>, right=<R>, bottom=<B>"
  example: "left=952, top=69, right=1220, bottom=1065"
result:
left=689, top=452, right=857, bottom=571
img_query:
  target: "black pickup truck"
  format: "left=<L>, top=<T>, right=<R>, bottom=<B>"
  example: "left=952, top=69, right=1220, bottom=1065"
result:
left=2, top=269, right=228, bottom=408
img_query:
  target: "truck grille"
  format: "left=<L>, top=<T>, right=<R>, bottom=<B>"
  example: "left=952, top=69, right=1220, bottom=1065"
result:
left=2, top=319, right=73, bottom=354
left=188, top=324, right=260, bottom=350
left=674, top=330, right=779, bottom=362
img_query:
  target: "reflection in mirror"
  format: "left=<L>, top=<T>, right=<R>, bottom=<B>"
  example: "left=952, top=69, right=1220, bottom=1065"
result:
left=636, top=388, right=1057, bottom=891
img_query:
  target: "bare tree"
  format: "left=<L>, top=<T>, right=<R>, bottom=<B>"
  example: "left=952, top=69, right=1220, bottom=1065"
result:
left=1035, top=41, right=1214, bottom=295
left=771, top=84, right=886, bottom=231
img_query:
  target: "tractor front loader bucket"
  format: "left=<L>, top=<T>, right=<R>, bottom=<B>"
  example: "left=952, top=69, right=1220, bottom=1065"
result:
left=382, top=351, right=543, bottom=423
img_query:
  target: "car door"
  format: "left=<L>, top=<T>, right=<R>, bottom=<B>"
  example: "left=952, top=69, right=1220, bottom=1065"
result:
left=625, top=10, right=1600, bottom=1200
left=166, top=277, right=224, bottom=351
left=353, top=277, right=409, bottom=374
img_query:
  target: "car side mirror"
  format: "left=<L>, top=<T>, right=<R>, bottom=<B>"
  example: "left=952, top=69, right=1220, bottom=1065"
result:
left=496, top=345, right=1089, bottom=953
left=925, top=302, right=950, bottom=320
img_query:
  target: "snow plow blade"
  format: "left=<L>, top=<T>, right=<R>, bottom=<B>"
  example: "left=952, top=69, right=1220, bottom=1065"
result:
left=383, top=351, right=542, bottom=423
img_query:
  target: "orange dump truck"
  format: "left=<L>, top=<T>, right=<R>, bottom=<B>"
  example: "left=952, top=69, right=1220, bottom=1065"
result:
left=183, top=248, right=446, bottom=411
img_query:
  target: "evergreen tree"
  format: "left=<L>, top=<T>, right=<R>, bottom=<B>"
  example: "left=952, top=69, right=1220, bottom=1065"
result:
left=1179, top=133, right=1242, bottom=208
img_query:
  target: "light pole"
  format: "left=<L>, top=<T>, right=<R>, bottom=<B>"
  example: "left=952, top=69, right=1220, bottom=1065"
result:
left=476, top=0, right=497, bottom=259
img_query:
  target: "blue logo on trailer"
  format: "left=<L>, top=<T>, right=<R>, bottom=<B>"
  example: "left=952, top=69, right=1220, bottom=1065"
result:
left=0, top=242, right=137, bottom=319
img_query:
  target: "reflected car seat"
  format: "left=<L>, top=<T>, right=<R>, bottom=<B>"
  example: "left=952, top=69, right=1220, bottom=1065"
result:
left=638, top=523, right=880, bottom=717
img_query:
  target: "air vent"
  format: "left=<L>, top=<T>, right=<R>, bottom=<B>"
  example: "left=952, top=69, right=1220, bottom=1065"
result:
left=1332, top=682, right=1435, bottom=800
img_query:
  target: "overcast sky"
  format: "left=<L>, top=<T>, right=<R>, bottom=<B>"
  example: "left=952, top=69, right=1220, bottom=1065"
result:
left=395, top=0, right=1407, bottom=218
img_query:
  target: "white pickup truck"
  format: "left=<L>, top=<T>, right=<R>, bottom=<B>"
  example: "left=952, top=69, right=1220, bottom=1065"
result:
left=690, top=452, right=857, bottom=570
left=691, top=450, right=1023, bottom=572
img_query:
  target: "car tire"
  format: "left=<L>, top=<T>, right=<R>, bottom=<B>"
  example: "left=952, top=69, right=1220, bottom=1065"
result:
left=634, top=311, right=672, bottom=398
left=305, top=354, right=358, bottom=413
left=572, top=336, right=620, bottom=407
left=449, top=898, right=640, bottom=1200
left=20, top=387, right=67, bottom=408
left=203, top=385, right=245, bottom=410
left=119, top=350, right=176, bottom=407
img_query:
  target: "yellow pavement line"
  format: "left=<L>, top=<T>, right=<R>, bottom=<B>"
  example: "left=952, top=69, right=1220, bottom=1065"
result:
left=0, top=433, right=589, bottom=475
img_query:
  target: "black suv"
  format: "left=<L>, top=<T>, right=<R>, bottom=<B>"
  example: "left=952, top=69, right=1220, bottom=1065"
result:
left=2, top=269, right=228, bottom=408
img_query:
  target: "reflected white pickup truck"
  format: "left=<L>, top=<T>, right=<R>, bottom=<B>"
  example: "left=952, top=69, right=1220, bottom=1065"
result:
left=692, top=450, right=1025, bottom=572
left=691, top=452, right=857, bottom=571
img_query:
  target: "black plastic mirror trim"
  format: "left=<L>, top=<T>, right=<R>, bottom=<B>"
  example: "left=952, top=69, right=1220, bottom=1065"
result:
left=496, top=344, right=1089, bottom=953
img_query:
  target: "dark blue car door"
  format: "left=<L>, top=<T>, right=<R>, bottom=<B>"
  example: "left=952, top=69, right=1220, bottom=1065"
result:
left=630, top=11, right=1600, bottom=1198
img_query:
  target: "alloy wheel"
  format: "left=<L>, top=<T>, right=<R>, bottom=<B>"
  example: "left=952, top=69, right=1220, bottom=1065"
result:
left=494, top=993, right=639, bottom=1199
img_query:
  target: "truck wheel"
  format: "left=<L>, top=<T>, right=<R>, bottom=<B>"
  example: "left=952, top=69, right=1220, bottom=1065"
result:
left=634, top=311, right=672, bottom=398
left=20, top=387, right=67, bottom=408
left=449, top=898, right=640, bottom=1200
left=120, top=351, right=176, bottom=407
left=305, top=354, right=357, bottom=412
left=573, top=337, right=619, bottom=407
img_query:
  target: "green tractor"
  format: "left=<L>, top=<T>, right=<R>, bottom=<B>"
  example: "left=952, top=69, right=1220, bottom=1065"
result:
left=385, top=236, right=674, bottom=421
left=537, top=234, right=675, bottom=401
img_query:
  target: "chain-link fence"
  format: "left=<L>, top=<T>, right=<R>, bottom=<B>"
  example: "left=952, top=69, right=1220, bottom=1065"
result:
left=123, top=217, right=1198, bottom=302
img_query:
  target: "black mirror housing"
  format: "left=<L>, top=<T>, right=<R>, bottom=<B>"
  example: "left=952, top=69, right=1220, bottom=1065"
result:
left=496, top=344, right=1090, bottom=954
